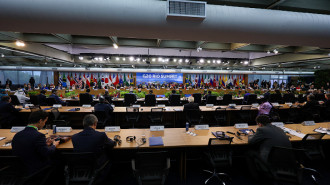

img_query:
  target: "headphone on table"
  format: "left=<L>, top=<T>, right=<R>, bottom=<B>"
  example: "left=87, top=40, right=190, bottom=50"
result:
left=114, top=135, right=122, bottom=146
left=126, top=136, right=136, bottom=142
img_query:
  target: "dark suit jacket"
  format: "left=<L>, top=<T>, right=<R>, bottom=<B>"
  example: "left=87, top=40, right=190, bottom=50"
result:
left=0, top=101, right=20, bottom=127
left=248, top=125, right=291, bottom=161
left=169, top=94, right=180, bottom=105
left=183, top=102, right=200, bottom=111
left=302, top=100, right=319, bottom=110
left=94, top=103, right=113, bottom=118
left=12, top=127, right=56, bottom=175
left=72, top=127, right=115, bottom=166
left=49, top=94, right=66, bottom=105
left=324, top=100, right=330, bottom=108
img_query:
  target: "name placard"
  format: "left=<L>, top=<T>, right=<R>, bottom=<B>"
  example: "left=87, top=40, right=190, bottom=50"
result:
left=228, top=104, right=236, bottom=108
left=206, top=104, right=214, bottom=108
left=150, top=125, right=164, bottom=131
left=53, top=104, right=62, bottom=108
left=105, top=126, right=120, bottom=132
left=234, top=123, right=248, bottom=128
left=157, top=104, right=166, bottom=108
left=194, top=124, right=209, bottom=130
left=272, top=102, right=279, bottom=106
left=56, top=127, right=72, bottom=133
left=302, top=121, right=315, bottom=126
left=10, top=126, right=25, bottom=133
left=24, top=104, right=34, bottom=108
left=285, top=102, right=292, bottom=106
left=132, top=104, right=141, bottom=108
left=82, top=104, right=91, bottom=108
left=252, top=103, right=259, bottom=108
left=271, top=122, right=284, bottom=127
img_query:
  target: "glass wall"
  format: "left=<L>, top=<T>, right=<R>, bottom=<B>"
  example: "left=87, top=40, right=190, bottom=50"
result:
left=0, top=70, right=54, bottom=86
left=249, top=74, right=288, bottom=87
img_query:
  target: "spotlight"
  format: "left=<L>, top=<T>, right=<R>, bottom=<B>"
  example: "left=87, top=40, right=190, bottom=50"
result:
left=226, top=67, right=229, bottom=70
left=152, top=58, right=156, bottom=62
left=123, top=58, right=126, bottom=61
left=213, top=60, right=216, bottom=64
left=1, top=54, right=4, bottom=58
left=116, top=57, right=120, bottom=61
left=197, top=47, right=202, bottom=52
left=99, top=57, right=103, bottom=61
left=165, top=58, right=169, bottom=62
left=95, top=64, right=97, bottom=67
left=244, top=61, right=249, bottom=65
left=185, top=59, right=189, bottom=63
left=45, top=62, right=47, bottom=65
left=173, top=59, right=177, bottom=63
left=78, top=56, right=83, bottom=60
left=240, top=61, right=243, bottom=64
left=129, top=56, right=134, bottom=61
left=113, top=43, right=118, bottom=49
left=267, top=50, right=270, bottom=54
left=59, top=64, right=62, bottom=67
left=158, top=57, right=163, bottom=62
left=273, top=49, right=278, bottom=54
left=200, top=59, right=204, bottom=63
left=15, top=40, right=25, bottom=47
left=179, top=59, right=182, bottom=63
left=217, top=60, right=221, bottom=64
left=207, top=60, right=211, bottom=64
left=136, top=58, right=141, bottom=62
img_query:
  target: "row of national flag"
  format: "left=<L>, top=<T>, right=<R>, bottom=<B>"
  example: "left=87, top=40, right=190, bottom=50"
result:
left=185, top=74, right=245, bottom=87
left=59, top=72, right=134, bottom=88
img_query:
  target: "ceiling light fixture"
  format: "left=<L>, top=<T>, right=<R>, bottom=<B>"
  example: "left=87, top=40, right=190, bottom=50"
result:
left=136, top=58, right=141, bottom=62
left=113, top=43, right=118, bottom=49
left=244, top=61, right=249, bottom=65
left=200, top=59, right=204, bottom=63
left=217, top=60, right=221, bottom=64
left=129, top=56, right=134, bottom=61
left=173, top=59, right=177, bottom=62
left=78, top=56, right=83, bottom=60
left=267, top=50, right=270, bottom=54
left=273, top=49, right=278, bottom=54
left=152, top=58, right=156, bottom=62
left=15, top=40, right=25, bottom=47
left=158, top=57, right=163, bottom=62
left=123, top=58, right=126, bottom=61
left=116, top=57, right=119, bottom=61
left=197, top=47, right=202, bottom=52
left=213, top=60, right=216, bottom=64
left=1, top=54, right=4, bottom=58
left=179, top=59, right=182, bottom=63
left=207, top=60, right=211, bottom=64
left=185, top=59, right=189, bottom=63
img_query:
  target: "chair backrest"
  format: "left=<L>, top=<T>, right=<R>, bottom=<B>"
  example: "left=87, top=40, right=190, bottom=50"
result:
left=240, top=105, right=252, bottom=110
left=62, top=152, right=98, bottom=184
left=94, top=110, right=108, bottom=125
left=302, top=133, right=325, bottom=142
left=185, top=108, right=202, bottom=124
left=9, top=95, right=20, bottom=105
left=206, top=95, right=217, bottom=104
left=283, top=93, right=295, bottom=103
left=246, top=94, right=257, bottom=104
left=222, top=94, right=232, bottom=104
left=46, top=97, right=57, bottom=106
left=169, top=94, right=181, bottom=106
left=192, top=93, right=202, bottom=105
left=145, top=94, right=156, bottom=106
left=30, top=95, right=39, bottom=105
left=79, top=93, right=92, bottom=105
left=124, top=93, right=136, bottom=106
left=126, top=107, right=139, bottom=113
left=0, top=156, right=24, bottom=185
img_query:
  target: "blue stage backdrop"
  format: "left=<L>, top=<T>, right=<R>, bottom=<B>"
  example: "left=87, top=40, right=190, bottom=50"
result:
left=136, top=73, right=183, bottom=85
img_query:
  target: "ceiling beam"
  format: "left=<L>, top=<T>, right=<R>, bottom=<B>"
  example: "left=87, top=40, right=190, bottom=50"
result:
left=231, top=43, right=250, bottom=51
left=294, top=46, right=319, bottom=53
left=0, top=32, right=24, bottom=40
left=52, top=34, right=72, bottom=44
left=263, top=45, right=288, bottom=51
left=109, top=36, right=117, bottom=45
left=156, top=39, right=162, bottom=47
left=266, top=0, right=286, bottom=9
left=252, top=53, right=329, bottom=66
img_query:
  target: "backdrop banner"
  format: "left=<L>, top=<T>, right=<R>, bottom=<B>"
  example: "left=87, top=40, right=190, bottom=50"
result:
left=136, top=73, right=183, bottom=85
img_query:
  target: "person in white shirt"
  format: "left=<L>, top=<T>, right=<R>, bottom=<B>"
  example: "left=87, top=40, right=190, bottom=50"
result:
left=14, top=89, right=30, bottom=104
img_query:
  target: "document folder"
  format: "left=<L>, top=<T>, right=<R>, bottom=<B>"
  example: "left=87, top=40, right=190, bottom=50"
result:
left=149, top=136, right=164, bottom=146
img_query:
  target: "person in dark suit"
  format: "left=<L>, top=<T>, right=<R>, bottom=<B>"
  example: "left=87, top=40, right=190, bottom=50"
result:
left=12, top=110, right=60, bottom=175
left=29, top=77, right=35, bottom=89
left=298, top=94, right=319, bottom=110
left=80, top=88, right=93, bottom=104
left=203, top=90, right=212, bottom=100
left=0, top=96, right=21, bottom=128
left=49, top=89, right=66, bottom=105
left=248, top=115, right=291, bottom=161
left=324, top=93, right=330, bottom=108
left=72, top=114, right=115, bottom=183
left=168, top=89, right=180, bottom=106
left=183, top=96, right=199, bottom=111
left=263, top=90, right=270, bottom=101
left=94, top=96, right=113, bottom=117
left=103, top=90, right=112, bottom=104
left=38, top=90, right=48, bottom=106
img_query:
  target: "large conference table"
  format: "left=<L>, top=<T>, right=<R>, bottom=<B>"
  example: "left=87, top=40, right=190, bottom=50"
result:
left=1, top=122, right=329, bottom=179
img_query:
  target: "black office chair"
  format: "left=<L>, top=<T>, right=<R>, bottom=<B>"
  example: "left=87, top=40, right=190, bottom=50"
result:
left=206, top=95, right=217, bottom=105
left=46, top=97, right=57, bottom=106
left=245, top=94, right=257, bottom=105
left=222, top=94, right=232, bottom=105
left=283, top=93, right=296, bottom=103
left=0, top=156, right=52, bottom=185
left=124, top=93, right=137, bottom=106
left=204, top=138, right=233, bottom=185
left=185, top=109, right=202, bottom=125
left=298, top=94, right=306, bottom=103
left=238, top=106, right=256, bottom=124
left=94, top=110, right=111, bottom=128
left=145, top=94, right=156, bottom=106
left=62, top=152, right=110, bottom=185
left=285, top=105, right=300, bottom=123
left=300, top=133, right=326, bottom=167
left=29, top=105, right=41, bottom=112
left=29, top=95, right=39, bottom=105
left=148, top=108, right=164, bottom=125
left=303, top=106, right=322, bottom=123
left=79, top=93, right=93, bottom=106
left=50, top=108, right=69, bottom=126
left=132, top=151, right=170, bottom=185
left=270, top=94, right=282, bottom=104
left=168, top=94, right=181, bottom=106
left=125, top=107, right=140, bottom=128
left=9, top=95, right=20, bottom=105
left=214, top=107, right=226, bottom=126
left=193, top=93, right=202, bottom=105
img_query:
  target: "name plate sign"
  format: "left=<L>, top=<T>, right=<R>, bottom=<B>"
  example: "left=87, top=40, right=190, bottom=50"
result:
left=285, top=102, right=292, bottom=106
left=206, top=104, right=214, bottom=108
left=105, top=126, right=120, bottom=132
left=302, top=121, right=315, bottom=126
left=157, top=104, right=166, bottom=108
left=82, top=104, right=91, bottom=108
left=53, top=104, right=62, bottom=108
left=234, top=123, right=248, bottom=129
left=56, top=127, right=72, bottom=133
left=132, top=105, right=141, bottom=108
left=150, top=125, right=164, bottom=131
left=194, top=124, right=209, bottom=130
left=228, top=104, right=236, bottom=108
left=24, top=104, right=34, bottom=108
left=10, top=126, right=25, bottom=133
left=271, top=122, right=284, bottom=127
left=272, top=102, right=279, bottom=106
left=252, top=103, right=259, bottom=108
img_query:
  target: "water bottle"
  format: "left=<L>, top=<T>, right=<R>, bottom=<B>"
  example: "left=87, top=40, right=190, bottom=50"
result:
left=185, top=122, right=189, bottom=132
left=53, top=125, right=56, bottom=134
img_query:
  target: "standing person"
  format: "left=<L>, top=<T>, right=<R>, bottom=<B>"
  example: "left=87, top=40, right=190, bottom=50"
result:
left=12, top=110, right=62, bottom=184
left=6, top=78, right=12, bottom=88
left=29, top=77, right=35, bottom=89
